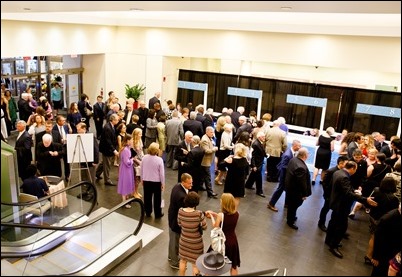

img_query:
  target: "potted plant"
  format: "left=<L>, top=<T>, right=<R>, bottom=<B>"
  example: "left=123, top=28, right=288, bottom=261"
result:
left=125, top=83, right=145, bottom=109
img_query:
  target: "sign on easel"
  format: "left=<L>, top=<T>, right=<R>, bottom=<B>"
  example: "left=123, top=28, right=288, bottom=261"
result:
left=66, top=134, right=94, bottom=163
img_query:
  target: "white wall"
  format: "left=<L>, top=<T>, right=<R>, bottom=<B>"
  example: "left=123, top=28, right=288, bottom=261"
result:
left=2, top=20, right=401, bottom=105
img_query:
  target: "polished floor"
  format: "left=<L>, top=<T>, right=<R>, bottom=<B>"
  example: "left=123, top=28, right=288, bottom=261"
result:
left=6, top=130, right=373, bottom=276
left=99, top=166, right=372, bottom=276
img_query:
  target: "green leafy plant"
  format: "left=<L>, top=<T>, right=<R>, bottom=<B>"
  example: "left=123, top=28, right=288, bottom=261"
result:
left=125, top=83, right=146, bottom=101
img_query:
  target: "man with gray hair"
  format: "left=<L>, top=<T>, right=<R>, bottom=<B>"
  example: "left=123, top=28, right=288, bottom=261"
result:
left=200, top=126, right=218, bottom=198
left=265, top=120, right=287, bottom=182
left=284, top=147, right=312, bottom=230
left=183, top=111, right=204, bottom=138
left=36, top=133, right=63, bottom=177
left=175, top=130, right=193, bottom=182
left=14, top=120, right=32, bottom=181
left=166, top=110, right=184, bottom=170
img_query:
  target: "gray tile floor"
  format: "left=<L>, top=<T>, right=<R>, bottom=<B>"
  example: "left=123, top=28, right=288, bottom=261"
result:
left=97, top=165, right=373, bottom=276
left=6, top=128, right=373, bottom=276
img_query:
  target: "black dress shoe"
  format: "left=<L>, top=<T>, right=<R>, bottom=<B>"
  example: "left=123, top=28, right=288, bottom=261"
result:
left=318, top=223, right=327, bottom=232
left=329, top=248, right=343, bottom=258
left=287, top=223, right=298, bottom=230
left=257, top=193, right=266, bottom=198
left=105, top=181, right=116, bottom=186
left=155, top=213, right=164, bottom=218
left=96, top=175, right=103, bottom=180
left=208, top=193, right=218, bottom=198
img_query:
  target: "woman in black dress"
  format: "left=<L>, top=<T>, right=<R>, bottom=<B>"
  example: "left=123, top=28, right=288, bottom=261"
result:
left=206, top=193, right=241, bottom=275
left=312, top=127, right=335, bottom=185
left=221, top=143, right=249, bottom=208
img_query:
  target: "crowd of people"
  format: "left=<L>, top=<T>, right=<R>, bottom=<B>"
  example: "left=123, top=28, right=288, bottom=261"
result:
left=2, top=81, right=401, bottom=276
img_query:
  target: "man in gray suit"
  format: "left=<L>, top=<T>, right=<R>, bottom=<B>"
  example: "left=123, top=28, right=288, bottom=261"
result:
left=165, top=110, right=184, bottom=170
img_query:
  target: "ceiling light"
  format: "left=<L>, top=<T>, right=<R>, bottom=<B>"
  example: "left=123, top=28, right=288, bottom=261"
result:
left=280, top=7, right=292, bottom=11
left=129, top=8, right=143, bottom=11
left=23, top=8, right=31, bottom=11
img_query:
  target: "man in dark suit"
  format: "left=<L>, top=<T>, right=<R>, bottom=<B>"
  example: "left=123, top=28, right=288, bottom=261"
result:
left=183, top=136, right=205, bottom=192
left=245, top=131, right=267, bottom=197
left=284, top=147, right=312, bottom=230
left=134, top=100, right=148, bottom=144
left=325, top=161, right=377, bottom=258
left=14, top=120, right=32, bottom=181
left=230, top=106, right=244, bottom=131
left=174, top=131, right=193, bottom=182
left=53, top=115, right=71, bottom=181
left=267, top=139, right=301, bottom=212
left=36, top=120, right=61, bottom=146
left=93, top=95, right=106, bottom=140
left=317, top=155, right=349, bottom=232
left=183, top=111, right=204, bottom=138
left=148, top=92, right=161, bottom=109
left=96, top=113, right=119, bottom=186
left=167, top=173, right=192, bottom=270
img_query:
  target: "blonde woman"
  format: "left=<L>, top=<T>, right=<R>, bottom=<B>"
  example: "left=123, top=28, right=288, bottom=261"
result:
left=132, top=128, right=144, bottom=198
left=312, top=127, right=335, bottom=185
left=117, top=134, right=135, bottom=208
left=115, top=122, right=127, bottom=166
left=206, top=193, right=241, bottom=276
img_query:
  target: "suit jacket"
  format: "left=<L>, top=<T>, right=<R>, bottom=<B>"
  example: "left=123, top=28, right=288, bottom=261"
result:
left=175, top=140, right=192, bottom=181
left=284, top=157, right=311, bottom=199
left=165, top=118, right=184, bottom=145
left=265, top=126, right=287, bottom=157
left=200, top=134, right=216, bottom=167
left=321, top=165, right=341, bottom=199
left=329, top=168, right=368, bottom=213
left=52, top=124, right=69, bottom=140
left=135, top=107, right=149, bottom=129
left=183, top=146, right=205, bottom=188
left=123, top=108, right=134, bottom=125
left=93, top=102, right=106, bottom=122
left=276, top=147, right=294, bottom=171
left=15, top=131, right=33, bottom=178
left=234, top=123, right=253, bottom=143
left=168, top=183, right=187, bottom=233
left=183, top=119, right=204, bottom=138
left=99, top=122, right=117, bottom=156
left=250, top=139, right=266, bottom=168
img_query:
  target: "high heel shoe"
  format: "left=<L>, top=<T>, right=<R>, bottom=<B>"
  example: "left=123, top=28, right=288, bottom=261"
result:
left=364, top=256, right=372, bottom=265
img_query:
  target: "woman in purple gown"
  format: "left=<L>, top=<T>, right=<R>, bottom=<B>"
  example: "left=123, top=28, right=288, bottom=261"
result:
left=117, top=134, right=135, bottom=208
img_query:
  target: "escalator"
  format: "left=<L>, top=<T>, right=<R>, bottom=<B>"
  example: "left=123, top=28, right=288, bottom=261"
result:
left=1, top=181, right=146, bottom=276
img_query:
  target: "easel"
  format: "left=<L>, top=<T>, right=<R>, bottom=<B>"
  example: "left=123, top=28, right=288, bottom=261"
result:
left=68, top=135, right=92, bottom=186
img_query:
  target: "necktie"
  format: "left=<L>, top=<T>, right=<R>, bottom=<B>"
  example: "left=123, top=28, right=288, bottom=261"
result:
left=187, top=143, right=191, bottom=151
left=60, top=126, right=65, bottom=140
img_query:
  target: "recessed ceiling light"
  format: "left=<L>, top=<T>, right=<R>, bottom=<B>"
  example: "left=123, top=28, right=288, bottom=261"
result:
left=23, top=7, right=31, bottom=11
left=280, top=7, right=292, bottom=11
left=129, top=8, right=143, bottom=11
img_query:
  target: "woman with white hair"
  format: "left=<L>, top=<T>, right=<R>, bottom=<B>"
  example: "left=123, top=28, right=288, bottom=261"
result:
left=312, top=127, right=335, bottom=185
left=36, top=133, right=64, bottom=177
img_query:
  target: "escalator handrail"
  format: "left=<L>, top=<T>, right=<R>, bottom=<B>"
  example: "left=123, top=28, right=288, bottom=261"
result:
left=1, top=193, right=145, bottom=236
left=1, top=180, right=97, bottom=217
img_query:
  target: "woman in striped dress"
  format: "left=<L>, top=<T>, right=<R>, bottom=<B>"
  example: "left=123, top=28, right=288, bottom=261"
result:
left=178, top=191, right=207, bottom=276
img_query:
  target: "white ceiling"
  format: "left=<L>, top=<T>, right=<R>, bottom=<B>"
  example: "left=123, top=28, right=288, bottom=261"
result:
left=1, top=1, right=401, bottom=37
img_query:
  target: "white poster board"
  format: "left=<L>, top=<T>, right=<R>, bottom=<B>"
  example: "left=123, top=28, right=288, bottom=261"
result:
left=66, top=134, right=94, bottom=163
